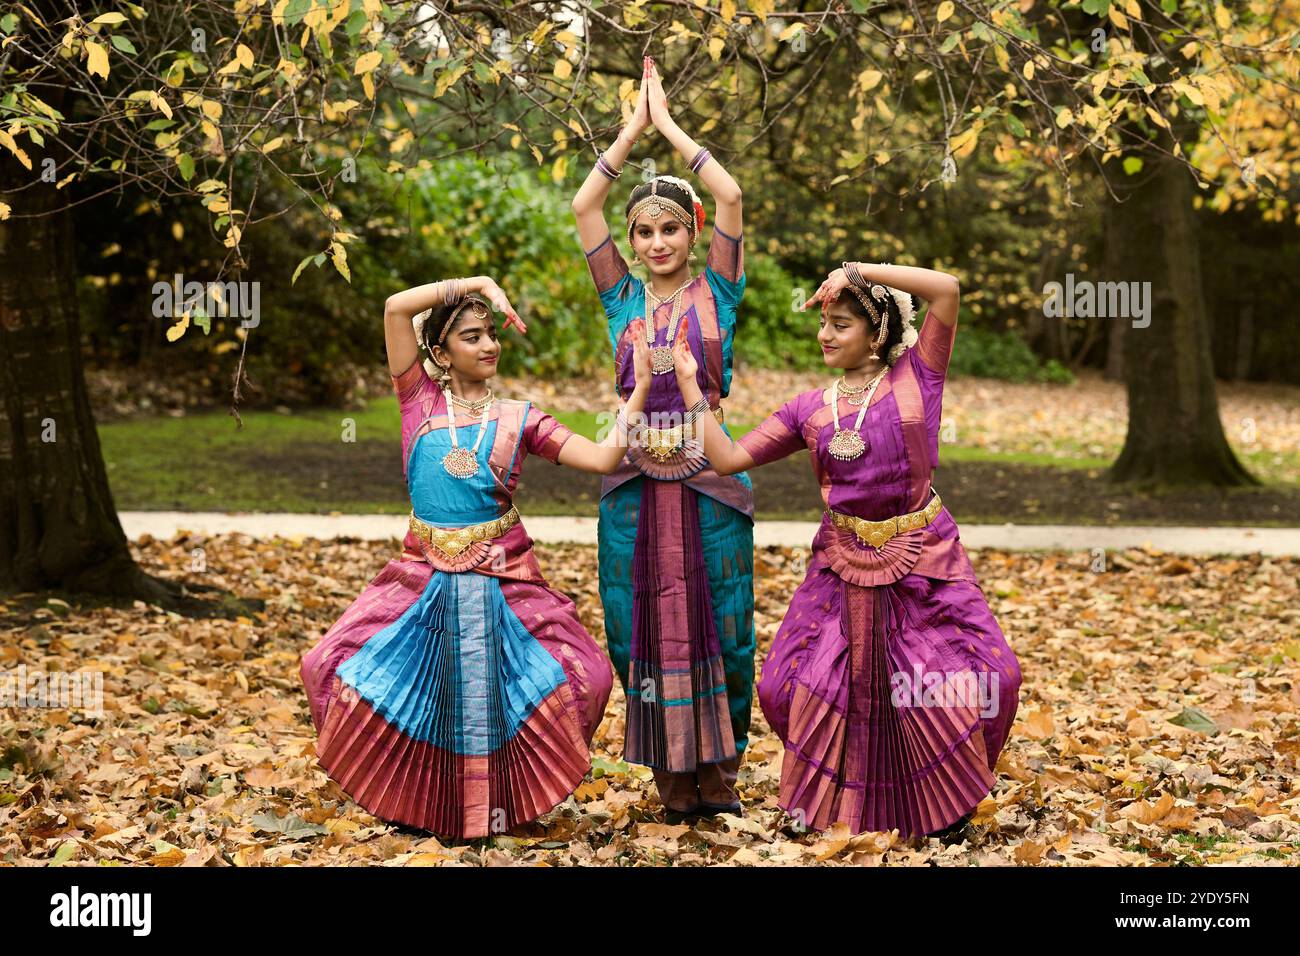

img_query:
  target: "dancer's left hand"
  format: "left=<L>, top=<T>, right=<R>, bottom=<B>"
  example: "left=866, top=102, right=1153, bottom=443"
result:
left=481, top=278, right=528, bottom=334
left=671, top=331, right=697, bottom=382
left=646, top=58, right=672, bottom=128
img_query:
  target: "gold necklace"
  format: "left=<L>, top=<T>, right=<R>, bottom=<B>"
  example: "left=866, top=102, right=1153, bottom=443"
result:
left=838, top=367, right=884, bottom=406
left=442, top=395, right=493, bottom=478
left=448, top=387, right=495, bottom=415
left=826, top=368, right=887, bottom=461
left=644, top=275, right=693, bottom=375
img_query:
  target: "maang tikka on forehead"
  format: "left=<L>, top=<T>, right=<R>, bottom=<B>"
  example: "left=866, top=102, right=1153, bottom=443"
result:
left=626, top=178, right=696, bottom=247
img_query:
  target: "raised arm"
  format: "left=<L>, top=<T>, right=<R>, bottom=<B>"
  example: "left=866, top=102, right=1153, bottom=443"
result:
left=645, top=58, right=741, bottom=238
left=808, top=262, right=960, bottom=328
left=671, top=336, right=754, bottom=476
left=570, top=58, right=652, bottom=255
left=383, top=276, right=525, bottom=376
left=555, top=337, right=653, bottom=474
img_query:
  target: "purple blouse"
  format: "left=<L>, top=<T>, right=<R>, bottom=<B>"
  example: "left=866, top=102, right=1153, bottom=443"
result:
left=737, top=310, right=976, bottom=584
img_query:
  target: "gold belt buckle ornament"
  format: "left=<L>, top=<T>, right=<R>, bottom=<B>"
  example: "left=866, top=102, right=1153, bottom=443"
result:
left=831, top=492, right=942, bottom=549
left=409, top=506, right=519, bottom=559
left=640, top=423, right=685, bottom=463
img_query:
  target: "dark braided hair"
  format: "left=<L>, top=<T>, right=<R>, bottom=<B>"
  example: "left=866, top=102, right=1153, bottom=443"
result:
left=417, top=293, right=494, bottom=385
left=841, top=287, right=910, bottom=365
left=418, top=293, right=493, bottom=357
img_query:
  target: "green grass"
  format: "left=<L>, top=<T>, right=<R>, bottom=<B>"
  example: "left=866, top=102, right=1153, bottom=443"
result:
left=98, top=400, right=763, bottom=513
left=934, top=445, right=1111, bottom=471
left=100, top=399, right=405, bottom=512
left=98, top=399, right=1298, bottom=516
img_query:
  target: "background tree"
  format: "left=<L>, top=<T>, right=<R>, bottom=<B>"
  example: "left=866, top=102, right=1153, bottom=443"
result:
left=2, top=0, right=1294, bottom=598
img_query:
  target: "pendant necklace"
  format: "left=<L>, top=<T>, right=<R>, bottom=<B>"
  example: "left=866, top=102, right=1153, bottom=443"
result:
left=644, top=275, right=693, bottom=375
left=442, top=391, right=493, bottom=478
left=826, top=368, right=887, bottom=461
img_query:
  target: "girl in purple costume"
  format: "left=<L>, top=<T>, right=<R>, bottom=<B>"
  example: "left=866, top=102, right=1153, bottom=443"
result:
left=673, top=261, right=1021, bottom=839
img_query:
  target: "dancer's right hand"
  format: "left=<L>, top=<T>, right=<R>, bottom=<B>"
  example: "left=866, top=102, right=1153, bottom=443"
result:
left=626, top=56, right=652, bottom=140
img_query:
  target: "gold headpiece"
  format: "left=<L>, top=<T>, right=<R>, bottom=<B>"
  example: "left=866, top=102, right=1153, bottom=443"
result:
left=437, top=297, right=490, bottom=346
left=626, top=178, right=696, bottom=247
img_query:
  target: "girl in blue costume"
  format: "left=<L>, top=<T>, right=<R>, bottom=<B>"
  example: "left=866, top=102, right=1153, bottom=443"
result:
left=301, top=276, right=652, bottom=839
left=570, top=57, right=754, bottom=816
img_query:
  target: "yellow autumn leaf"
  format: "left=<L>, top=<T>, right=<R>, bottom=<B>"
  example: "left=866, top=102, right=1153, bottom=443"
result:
left=552, top=154, right=568, bottom=183
left=0, top=130, right=32, bottom=170
left=261, top=136, right=284, bottom=153
left=1144, top=106, right=1169, bottom=130
left=937, top=1, right=955, bottom=23
left=85, top=40, right=110, bottom=79
left=1023, top=60, right=1034, bottom=81
left=553, top=56, right=572, bottom=80
left=720, top=0, right=736, bottom=23
left=0, top=201, right=10, bottom=220
left=1108, top=6, right=1128, bottom=30
left=1055, top=107, right=1075, bottom=128
left=150, top=91, right=172, bottom=119
left=165, top=313, right=189, bottom=341
left=1214, top=4, right=1231, bottom=30
left=354, top=50, right=383, bottom=74
left=949, top=124, right=980, bottom=158
left=708, top=36, right=724, bottom=61
left=92, top=12, right=128, bottom=25
left=330, top=243, right=351, bottom=283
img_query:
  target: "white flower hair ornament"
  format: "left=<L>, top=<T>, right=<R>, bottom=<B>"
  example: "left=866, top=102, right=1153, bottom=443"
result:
left=873, top=262, right=919, bottom=365
left=411, top=307, right=441, bottom=380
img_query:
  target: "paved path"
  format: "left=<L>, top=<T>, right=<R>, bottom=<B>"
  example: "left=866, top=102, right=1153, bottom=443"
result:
left=120, top=512, right=1300, bottom=556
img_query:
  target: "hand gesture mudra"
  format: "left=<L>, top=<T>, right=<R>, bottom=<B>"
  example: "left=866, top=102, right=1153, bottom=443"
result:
left=480, top=278, right=527, bottom=334
left=631, top=334, right=652, bottom=387
left=628, top=56, right=652, bottom=139
left=671, top=324, right=697, bottom=382
left=646, top=58, right=671, bottom=127
left=802, top=268, right=852, bottom=319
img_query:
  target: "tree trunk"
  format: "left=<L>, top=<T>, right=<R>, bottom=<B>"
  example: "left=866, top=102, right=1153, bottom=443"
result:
left=1105, top=141, right=1257, bottom=487
left=0, top=99, right=173, bottom=599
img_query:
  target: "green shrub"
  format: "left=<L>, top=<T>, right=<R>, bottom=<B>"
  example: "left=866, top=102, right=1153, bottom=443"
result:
left=945, top=324, right=1075, bottom=384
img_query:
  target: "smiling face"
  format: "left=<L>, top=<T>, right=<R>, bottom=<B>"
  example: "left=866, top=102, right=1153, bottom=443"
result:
left=630, top=211, right=692, bottom=277
left=431, top=312, right=500, bottom=385
left=816, top=297, right=879, bottom=370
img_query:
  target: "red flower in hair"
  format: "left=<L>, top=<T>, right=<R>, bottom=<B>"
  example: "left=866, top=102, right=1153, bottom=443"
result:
left=694, top=201, right=706, bottom=233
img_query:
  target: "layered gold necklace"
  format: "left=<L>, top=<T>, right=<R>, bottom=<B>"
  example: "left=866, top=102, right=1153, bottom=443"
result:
left=644, top=275, right=693, bottom=375
left=826, top=368, right=888, bottom=461
left=442, top=388, right=494, bottom=478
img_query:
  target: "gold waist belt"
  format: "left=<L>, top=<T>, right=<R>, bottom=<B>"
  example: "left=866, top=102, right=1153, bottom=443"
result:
left=409, top=506, right=519, bottom=558
left=639, top=406, right=725, bottom=463
left=827, top=491, right=943, bottom=550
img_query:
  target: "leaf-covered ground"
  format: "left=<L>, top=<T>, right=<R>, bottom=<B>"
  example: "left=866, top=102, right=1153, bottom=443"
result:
left=2, top=535, right=1298, bottom=867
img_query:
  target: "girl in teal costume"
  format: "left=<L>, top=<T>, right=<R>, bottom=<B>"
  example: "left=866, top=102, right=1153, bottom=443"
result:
left=570, top=57, right=755, bottom=815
